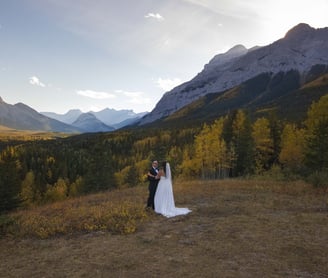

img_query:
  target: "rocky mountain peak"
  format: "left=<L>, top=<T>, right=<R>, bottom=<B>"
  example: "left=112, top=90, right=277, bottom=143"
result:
left=72, top=112, right=114, bottom=132
left=73, top=112, right=96, bottom=123
left=226, top=44, right=247, bottom=54
left=205, top=44, right=248, bottom=70
left=284, top=23, right=314, bottom=40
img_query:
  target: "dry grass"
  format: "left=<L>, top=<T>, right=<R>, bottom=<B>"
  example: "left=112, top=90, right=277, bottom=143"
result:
left=0, top=128, right=72, bottom=141
left=1, top=179, right=328, bottom=277
left=2, top=188, right=148, bottom=238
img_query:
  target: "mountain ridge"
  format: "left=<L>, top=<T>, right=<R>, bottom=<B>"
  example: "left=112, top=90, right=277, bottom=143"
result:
left=149, top=65, right=328, bottom=128
left=42, top=108, right=146, bottom=127
left=0, top=98, right=146, bottom=133
left=0, top=98, right=80, bottom=132
left=139, top=23, right=328, bottom=125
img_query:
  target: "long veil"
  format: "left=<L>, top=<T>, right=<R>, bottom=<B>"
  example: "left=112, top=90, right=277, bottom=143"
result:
left=165, top=162, right=172, bottom=180
left=155, top=161, right=191, bottom=218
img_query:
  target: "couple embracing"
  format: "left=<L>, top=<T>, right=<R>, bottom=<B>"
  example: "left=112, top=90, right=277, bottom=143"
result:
left=146, top=160, right=191, bottom=218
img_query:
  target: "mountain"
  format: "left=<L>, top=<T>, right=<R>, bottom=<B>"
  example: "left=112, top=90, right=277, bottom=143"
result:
left=42, top=108, right=145, bottom=127
left=113, top=112, right=148, bottom=129
left=153, top=65, right=328, bottom=128
left=91, top=108, right=140, bottom=126
left=71, top=113, right=115, bottom=133
left=42, top=109, right=83, bottom=124
left=0, top=97, right=80, bottom=132
left=139, top=23, right=328, bottom=125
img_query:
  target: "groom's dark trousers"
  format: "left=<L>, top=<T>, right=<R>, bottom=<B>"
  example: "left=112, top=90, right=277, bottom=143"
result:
left=147, top=168, right=159, bottom=209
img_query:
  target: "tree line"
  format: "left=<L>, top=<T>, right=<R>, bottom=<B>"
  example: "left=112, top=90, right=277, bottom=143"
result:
left=1, top=95, right=327, bottom=213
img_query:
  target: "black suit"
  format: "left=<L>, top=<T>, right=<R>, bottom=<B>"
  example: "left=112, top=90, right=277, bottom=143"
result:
left=147, top=167, right=159, bottom=209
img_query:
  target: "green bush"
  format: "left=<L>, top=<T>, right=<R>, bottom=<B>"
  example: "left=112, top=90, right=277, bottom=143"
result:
left=307, top=171, right=328, bottom=188
left=0, top=214, right=16, bottom=236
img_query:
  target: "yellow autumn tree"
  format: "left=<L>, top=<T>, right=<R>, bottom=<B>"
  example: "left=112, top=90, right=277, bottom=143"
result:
left=279, top=123, right=305, bottom=173
left=44, top=178, right=68, bottom=202
left=20, top=171, right=41, bottom=207
left=69, top=176, right=84, bottom=197
left=305, top=94, right=328, bottom=134
left=210, top=118, right=230, bottom=178
left=194, top=123, right=212, bottom=179
left=304, top=94, right=328, bottom=172
left=178, top=148, right=200, bottom=179
left=193, top=118, right=230, bottom=179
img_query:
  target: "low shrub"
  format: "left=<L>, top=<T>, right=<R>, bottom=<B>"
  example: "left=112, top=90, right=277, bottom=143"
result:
left=0, top=214, right=17, bottom=236
left=307, top=171, right=328, bottom=188
left=3, top=191, right=148, bottom=239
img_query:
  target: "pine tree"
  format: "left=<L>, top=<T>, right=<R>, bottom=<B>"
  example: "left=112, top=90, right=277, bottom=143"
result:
left=252, top=117, right=274, bottom=174
left=0, top=148, right=21, bottom=213
left=231, top=110, right=255, bottom=176
left=268, top=113, right=282, bottom=166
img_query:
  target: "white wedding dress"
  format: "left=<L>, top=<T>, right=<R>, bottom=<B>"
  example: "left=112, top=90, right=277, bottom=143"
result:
left=154, top=163, right=191, bottom=218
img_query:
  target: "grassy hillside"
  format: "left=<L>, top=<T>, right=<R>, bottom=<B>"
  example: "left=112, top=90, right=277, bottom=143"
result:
left=256, top=73, right=328, bottom=122
left=1, top=179, right=327, bottom=277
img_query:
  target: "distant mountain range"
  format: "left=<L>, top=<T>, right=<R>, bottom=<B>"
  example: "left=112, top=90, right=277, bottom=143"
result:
left=41, top=109, right=147, bottom=131
left=41, top=108, right=147, bottom=126
left=0, top=97, right=147, bottom=133
left=139, top=23, right=328, bottom=125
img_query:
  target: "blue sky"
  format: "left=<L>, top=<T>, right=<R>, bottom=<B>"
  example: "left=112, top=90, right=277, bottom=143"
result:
left=1, top=0, right=327, bottom=114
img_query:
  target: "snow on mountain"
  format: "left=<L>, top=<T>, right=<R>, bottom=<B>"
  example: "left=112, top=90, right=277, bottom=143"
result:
left=139, top=23, right=328, bottom=125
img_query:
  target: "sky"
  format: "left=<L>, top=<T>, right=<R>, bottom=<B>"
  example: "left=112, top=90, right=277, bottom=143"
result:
left=1, top=0, right=327, bottom=114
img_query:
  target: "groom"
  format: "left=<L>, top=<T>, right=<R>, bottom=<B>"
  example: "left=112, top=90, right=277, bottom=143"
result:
left=146, top=160, right=160, bottom=210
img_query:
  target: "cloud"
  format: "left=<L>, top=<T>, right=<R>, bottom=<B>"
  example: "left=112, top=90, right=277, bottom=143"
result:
left=76, top=90, right=116, bottom=99
left=29, top=76, right=46, bottom=87
left=76, top=89, right=151, bottom=110
left=144, top=13, right=164, bottom=21
left=116, top=90, right=151, bottom=105
left=156, top=78, right=182, bottom=92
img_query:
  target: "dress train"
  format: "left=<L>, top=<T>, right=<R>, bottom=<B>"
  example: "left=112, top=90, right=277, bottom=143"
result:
left=154, top=163, right=191, bottom=218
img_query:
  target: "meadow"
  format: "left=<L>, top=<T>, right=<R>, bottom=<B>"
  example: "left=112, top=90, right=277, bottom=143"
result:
left=0, top=126, right=71, bottom=140
left=1, top=179, right=327, bottom=277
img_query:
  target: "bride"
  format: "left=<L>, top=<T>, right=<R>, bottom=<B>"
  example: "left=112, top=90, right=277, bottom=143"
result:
left=154, top=161, right=191, bottom=218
